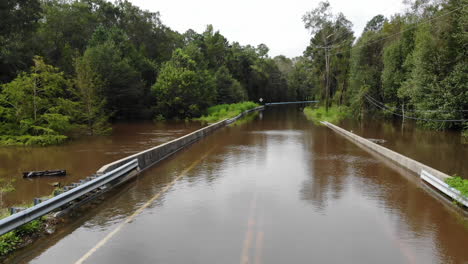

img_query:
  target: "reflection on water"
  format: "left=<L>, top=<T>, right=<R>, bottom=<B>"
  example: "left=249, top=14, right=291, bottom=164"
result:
left=0, top=121, right=202, bottom=208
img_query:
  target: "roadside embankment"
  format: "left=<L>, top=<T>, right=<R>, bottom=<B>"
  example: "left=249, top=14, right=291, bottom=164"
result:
left=195, top=102, right=260, bottom=123
left=97, top=106, right=264, bottom=174
left=321, top=121, right=468, bottom=211
left=320, top=121, right=451, bottom=181
left=303, top=106, right=350, bottom=124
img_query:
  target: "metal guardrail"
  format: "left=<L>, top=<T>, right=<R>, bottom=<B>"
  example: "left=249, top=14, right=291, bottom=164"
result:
left=265, top=101, right=319, bottom=105
left=421, top=170, right=468, bottom=207
left=0, top=159, right=138, bottom=236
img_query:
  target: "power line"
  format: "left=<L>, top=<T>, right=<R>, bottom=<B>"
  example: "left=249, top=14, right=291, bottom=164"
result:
left=365, top=94, right=468, bottom=113
left=364, top=95, right=468, bottom=122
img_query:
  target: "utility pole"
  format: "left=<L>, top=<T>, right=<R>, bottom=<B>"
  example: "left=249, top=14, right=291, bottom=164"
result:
left=324, top=46, right=330, bottom=113
left=323, top=33, right=334, bottom=113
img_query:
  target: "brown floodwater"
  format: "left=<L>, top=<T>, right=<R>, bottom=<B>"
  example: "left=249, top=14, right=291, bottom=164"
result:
left=339, top=117, right=467, bottom=179
left=0, top=121, right=203, bottom=208
left=7, top=106, right=468, bottom=264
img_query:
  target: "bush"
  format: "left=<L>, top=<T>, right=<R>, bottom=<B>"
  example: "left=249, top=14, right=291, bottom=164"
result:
left=0, top=232, right=21, bottom=256
left=446, top=176, right=468, bottom=199
left=0, top=217, right=44, bottom=256
left=196, top=102, right=260, bottom=123
left=303, top=105, right=350, bottom=124
left=0, top=135, right=67, bottom=146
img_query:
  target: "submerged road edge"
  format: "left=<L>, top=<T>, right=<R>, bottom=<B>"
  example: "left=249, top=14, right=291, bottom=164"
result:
left=97, top=106, right=264, bottom=174
left=320, top=121, right=467, bottom=213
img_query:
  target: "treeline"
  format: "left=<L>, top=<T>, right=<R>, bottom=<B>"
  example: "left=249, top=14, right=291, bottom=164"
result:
left=1, top=0, right=466, bottom=146
left=0, top=0, right=294, bottom=145
left=293, top=0, right=467, bottom=130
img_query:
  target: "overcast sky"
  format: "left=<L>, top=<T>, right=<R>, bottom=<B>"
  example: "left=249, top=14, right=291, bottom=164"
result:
left=127, top=0, right=407, bottom=58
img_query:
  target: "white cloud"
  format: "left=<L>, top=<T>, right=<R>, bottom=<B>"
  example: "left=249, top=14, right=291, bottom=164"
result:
left=127, top=0, right=406, bottom=58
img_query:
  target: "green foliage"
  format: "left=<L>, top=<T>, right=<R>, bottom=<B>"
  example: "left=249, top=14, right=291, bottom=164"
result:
left=0, top=135, right=67, bottom=146
left=152, top=48, right=216, bottom=118
left=287, top=57, right=316, bottom=101
left=196, top=102, right=259, bottom=123
left=398, top=3, right=468, bottom=130
left=303, top=106, right=350, bottom=124
left=0, top=57, right=76, bottom=145
left=0, top=217, right=44, bottom=256
left=214, top=66, right=247, bottom=104
left=0, top=178, right=15, bottom=193
left=74, top=53, right=110, bottom=135
left=463, top=123, right=468, bottom=138
left=0, top=231, right=21, bottom=256
left=446, top=176, right=468, bottom=200
left=82, top=26, right=150, bottom=120
left=15, top=219, right=43, bottom=237
left=302, top=1, right=354, bottom=108
left=304, top=0, right=467, bottom=132
left=0, top=0, right=41, bottom=83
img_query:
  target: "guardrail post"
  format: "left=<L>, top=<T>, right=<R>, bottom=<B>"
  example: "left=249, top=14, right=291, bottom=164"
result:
left=9, top=207, right=26, bottom=215
left=0, top=159, right=139, bottom=236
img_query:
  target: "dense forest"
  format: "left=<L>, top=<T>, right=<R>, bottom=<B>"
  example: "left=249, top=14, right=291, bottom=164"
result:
left=296, top=0, right=467, bottom=131
left=0, top=0, right=466, bottom=145
left=0, top=0, right=294, bottom=145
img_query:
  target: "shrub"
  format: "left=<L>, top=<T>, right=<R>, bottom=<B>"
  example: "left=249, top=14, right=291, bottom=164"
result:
left=196, top=101, right=259, bottom=123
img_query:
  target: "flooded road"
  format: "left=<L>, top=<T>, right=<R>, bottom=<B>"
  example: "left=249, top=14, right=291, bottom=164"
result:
left=9, top=106, right=468, bottom=263
left=0, top=121, right=202, bottom=208
left=339, top=118, right=467, bottom=179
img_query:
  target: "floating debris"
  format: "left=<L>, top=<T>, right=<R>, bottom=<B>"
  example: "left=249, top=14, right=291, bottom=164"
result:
left=367, top=138, right=387, bottom=144
left=23, top=170, right=67, bottom=178
left=49, top=182, right=61, bottom=187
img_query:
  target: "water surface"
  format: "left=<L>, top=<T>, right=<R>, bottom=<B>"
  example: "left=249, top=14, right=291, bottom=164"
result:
left=9, top=106, right=468, bottom=264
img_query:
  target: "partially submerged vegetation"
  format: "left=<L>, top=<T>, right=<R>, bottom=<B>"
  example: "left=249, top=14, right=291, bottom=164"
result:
left=303, top=106, right=350, bottom=124
left=446, top=176, right=468, bottom=202
left=0, top=218, right=45, bottom=256
left=196, top=102, right=260, bottom=123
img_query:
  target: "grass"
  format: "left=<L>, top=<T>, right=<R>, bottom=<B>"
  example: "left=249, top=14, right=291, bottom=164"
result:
left=0, top=218, right=44, bottom=256
left=446, top=176, right=468, bottom=201
left=196, top=102, right=260, bottom=123
left=0, top=135, right=67, bottom=146
left=0, top=200, right=46, bottom=256
left=229, top=112, right=259, bottom=126
left=303, top=105, right=350, bottom=124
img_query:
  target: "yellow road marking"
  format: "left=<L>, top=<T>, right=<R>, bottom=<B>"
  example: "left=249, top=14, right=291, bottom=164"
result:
left=75, top=149, right=214, bottom=264
left=254, top=207, right=264, bottom=264
left=254, top=231, right=264, bottom=264
left=240, top=192, right=257, bottom=264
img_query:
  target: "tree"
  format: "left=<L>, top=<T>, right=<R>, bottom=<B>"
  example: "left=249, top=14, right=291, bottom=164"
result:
left=399, top=0, right=468, bottom=129
left=288, top=57, right=315, bottom=101
left=0, top=0, right=42, bottom=83
left=83, top=26, right=151, bottom=120
left=152, top=48, right=216, bottom=118
left=303, top=1, right=354, bottom=110
left=0, top=57, right=76, bottom=138
left=348, top=15, right=388, bottom=114
left=74, top=56, right=110, bottom=135
left=363, top=15, right=386, bottom=32
left=214, top=66, right=247, bottom=104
